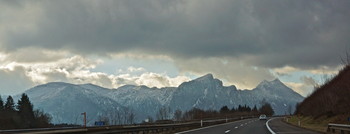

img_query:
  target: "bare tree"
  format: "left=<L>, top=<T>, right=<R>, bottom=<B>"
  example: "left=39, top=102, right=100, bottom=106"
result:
left=121, top=107, right=135, bottom=125
left=156, top=106, right=171, bottom=120
left=340, top=50, right=350, bottom=66
left=127, top=111, right=135, bottom=124
left=287, top=105, right=292, bottom=115
left=146, top=116, right=154, bottom=123
left=173, top=109, right=182, bottom=121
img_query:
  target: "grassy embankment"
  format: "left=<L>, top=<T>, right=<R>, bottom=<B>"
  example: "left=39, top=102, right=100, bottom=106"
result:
left=284, top=115, right=350, bottom=133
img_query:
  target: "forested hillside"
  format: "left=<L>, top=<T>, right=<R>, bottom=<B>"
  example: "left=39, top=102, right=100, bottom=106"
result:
left=296, top=65, right=350, bottom=118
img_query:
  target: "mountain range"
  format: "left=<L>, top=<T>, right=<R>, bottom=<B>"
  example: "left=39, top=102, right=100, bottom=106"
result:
left=18, top=74, right=304, bottom=125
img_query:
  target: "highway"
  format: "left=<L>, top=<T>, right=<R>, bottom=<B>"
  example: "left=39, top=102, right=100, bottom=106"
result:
left=176, top=118, right=270, bottom=134
left=176, top=117, right=321, bottom=134
left=268, top=117, right=320, bottom=134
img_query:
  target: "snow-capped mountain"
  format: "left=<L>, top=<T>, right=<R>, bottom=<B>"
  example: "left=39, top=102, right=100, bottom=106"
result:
left=19, top=74, right=304, bottom=125
left=20, top=82, right=124, bottom=125
left=106, top=85, right=176, bottom=122
left=170, top=74, right=304, bottom=114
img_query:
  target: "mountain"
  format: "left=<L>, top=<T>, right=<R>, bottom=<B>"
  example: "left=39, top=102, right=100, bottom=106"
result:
left=170, top=75, right=304, bottom=115
left=106, top=85, right=176, bottom=122
left=20, top=74, right=304, bottom=125
left=20, top=82, right=124, bottom=125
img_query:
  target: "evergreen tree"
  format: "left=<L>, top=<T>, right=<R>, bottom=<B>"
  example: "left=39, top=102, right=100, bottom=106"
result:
left=230, top=107, right=236, bottom=112
left=4, top=96, right=15, bottom=112
left=259, top=102, right=275, bottom=116
left=0, top=95, right=4, bottom=111
left=220, top=106, right=230, bottom=114
left=252, top=105, right=258, bottom=114
left=238, top=105, right=243, bottom=112
left=17, top=93, right=35, bottom=128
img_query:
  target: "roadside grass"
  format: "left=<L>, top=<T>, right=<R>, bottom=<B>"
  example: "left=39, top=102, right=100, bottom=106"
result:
left=283, top=116, right=334, bottom=133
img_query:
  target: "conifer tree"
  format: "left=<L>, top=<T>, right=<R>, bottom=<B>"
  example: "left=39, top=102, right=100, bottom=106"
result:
left=0, top=95, right=4, bottom=111
left=4, top=96, right=15, bottom=112
left=17, top=93, right=35, bottom=128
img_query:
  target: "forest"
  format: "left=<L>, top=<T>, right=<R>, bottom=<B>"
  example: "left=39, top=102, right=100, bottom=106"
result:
left=0, top=94, right=51, bottom=129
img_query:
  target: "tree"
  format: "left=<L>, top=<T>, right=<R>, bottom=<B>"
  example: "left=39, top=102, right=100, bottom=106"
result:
left=173, top=109, right=182, bottom=121
left=156, top=106, right=171, bottom=120
left=220, top=106, right=230, bottom=114
left=238, top=105, right=243, bottom=112
left=252, top=105, right=258, bottom=114
left=121, top=107, right=135, bottom=124
left=0, top=95, right=4, bottom=111
left=4, top=96, right=15, bottom=112
left=230, top=107, right=236, bottom=112
left=259, top=102, right=274, bottom=116
left=33, top=109, right=52, bottom=128
left=17, top=94, right=36, bottom=128
left=287, top=105, right=293, bottom=115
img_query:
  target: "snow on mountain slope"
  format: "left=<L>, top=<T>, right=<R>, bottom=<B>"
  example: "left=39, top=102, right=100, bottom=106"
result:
left=170, top=75, right=304, bottom=115
left=19, top=74, right=304, bottom=125
left=107, top=85, right=176, bottom=122
left=22, top=82, right=124, bottom=125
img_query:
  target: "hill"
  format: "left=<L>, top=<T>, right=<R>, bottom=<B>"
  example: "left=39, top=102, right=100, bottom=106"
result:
left=296, top=65, right=350, bottom=119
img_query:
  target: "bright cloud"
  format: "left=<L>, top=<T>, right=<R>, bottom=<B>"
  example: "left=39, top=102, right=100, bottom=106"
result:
left=0, top=55, right=191, bottom=95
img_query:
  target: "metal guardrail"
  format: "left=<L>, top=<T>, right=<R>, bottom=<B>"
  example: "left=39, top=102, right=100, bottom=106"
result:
left=327, top=123, right=350, bottom=134
left=0, top=116, right=255, bottom=134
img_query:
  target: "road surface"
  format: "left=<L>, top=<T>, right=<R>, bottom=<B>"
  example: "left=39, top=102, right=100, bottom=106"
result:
left=177, top=117, right=321, bottom=134
left=268, top=118, right=320, bottom=134
left=176, top=118, right=270, bottom=134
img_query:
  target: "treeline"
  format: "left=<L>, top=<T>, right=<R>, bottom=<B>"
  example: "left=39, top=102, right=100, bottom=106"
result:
left=295, top=64, right=350, bottom=117
left=152, top=102, right=274, bottom=122
left=0, top=94, right=51, bottom=129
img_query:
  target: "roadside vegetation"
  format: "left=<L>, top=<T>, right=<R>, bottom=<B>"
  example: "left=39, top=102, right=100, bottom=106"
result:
left=148, top=102, right=274, bottom=123
left=290, top=55, right=350, bottom=132
left=0, top=94, right=51, bottom=129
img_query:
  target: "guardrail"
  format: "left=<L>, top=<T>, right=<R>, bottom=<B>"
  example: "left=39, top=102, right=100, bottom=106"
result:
left=327, top=123, right=350, bottom=134
left=0, top=116, right=255, bottom=134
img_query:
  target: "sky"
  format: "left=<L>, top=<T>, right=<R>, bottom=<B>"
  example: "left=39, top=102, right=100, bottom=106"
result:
left=0, top=0, right=349, bottom=96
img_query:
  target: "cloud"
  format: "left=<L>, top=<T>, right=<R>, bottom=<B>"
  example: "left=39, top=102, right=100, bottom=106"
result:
left=1, top=48, right=70, bottom=63
left=0, top=66, right=35, bottom=95
left=1, top=0, right=349, bottom=69
left=300, top=76, right=318, bottom=87
left=273, top=65, right=341, bottom=77
left=0, top=55, right=191, bottom=94
left=285, top=82, right=314, bottom=97
left=1, top=0, right=349, bottom=96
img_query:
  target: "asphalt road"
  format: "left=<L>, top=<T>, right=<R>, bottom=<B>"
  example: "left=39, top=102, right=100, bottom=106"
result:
left=177, top=117, right=321, bottom=134
left=268, top=118, right=321, bottom=134
left=176, top=118, right=270, bottom=134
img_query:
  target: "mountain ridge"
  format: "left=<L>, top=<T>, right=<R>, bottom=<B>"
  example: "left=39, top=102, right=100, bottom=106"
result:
left=19, top=74, right=304, bottom=124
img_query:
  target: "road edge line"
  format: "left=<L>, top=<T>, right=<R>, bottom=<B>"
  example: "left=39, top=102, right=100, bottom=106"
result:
left=266, top=118, right=276, bottom=134
left=175, top=118, right=251, bottom=134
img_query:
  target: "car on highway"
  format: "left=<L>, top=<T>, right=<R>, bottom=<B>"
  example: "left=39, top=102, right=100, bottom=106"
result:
left=259, top=114, right=267, bottom=120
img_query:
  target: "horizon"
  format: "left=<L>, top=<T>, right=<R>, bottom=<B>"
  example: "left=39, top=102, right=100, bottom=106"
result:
left=1, top=0, right=349, bottom=97
left=7, top=73, right=301, bottom=97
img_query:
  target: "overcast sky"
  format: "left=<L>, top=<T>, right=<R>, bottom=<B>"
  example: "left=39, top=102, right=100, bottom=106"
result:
left=0, top=0, right=349, bottom=96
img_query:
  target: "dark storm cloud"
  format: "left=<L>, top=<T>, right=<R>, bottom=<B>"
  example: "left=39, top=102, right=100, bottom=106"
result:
left=2, top=0, right=350, bottom=68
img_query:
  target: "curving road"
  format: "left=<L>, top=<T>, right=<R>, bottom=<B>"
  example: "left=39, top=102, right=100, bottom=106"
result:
left=176, top=118, right=270, bottom=134
left=176, top=117, right=321, bottom=134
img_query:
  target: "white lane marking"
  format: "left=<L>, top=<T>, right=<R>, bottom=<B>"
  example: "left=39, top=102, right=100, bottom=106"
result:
left=225, top=130, right=231, bottom=133
left=240, top=124, right=243, bottom=126
left=234, top=126, right=238, bottom=129
left=266, top=118, right=277, bottom=134
left=175, top=118, right=254, bottom=134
